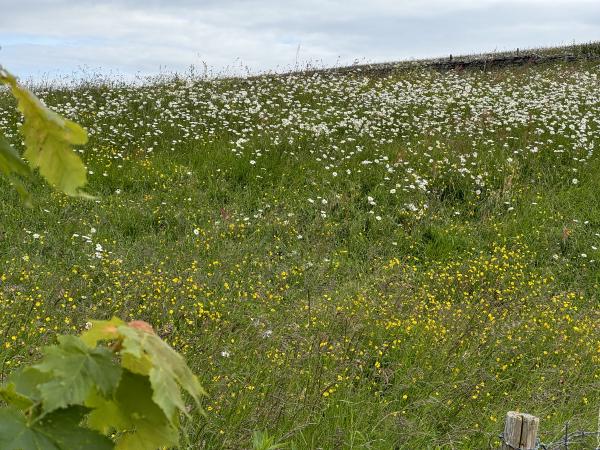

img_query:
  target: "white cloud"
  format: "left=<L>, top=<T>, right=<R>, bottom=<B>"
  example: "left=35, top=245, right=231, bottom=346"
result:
left=0, top=0, right=598, bottom=79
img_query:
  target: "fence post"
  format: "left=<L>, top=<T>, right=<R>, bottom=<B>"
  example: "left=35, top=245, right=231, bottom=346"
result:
left=501, top=411, right=539, bottom=450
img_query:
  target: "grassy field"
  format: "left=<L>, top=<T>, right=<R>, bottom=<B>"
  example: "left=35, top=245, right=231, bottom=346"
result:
left=1, top=45, right=600, bottom=449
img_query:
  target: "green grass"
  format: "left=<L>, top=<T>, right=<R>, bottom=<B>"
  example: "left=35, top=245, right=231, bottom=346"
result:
left=1, top=46, right=600, bottom=448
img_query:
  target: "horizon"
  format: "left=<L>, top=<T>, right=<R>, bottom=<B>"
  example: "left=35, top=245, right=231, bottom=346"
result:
left=1, top=0, right=599, bottom=81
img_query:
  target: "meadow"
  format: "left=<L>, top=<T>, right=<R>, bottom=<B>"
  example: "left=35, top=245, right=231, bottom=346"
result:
left=1, top=47, right=600, bottom=448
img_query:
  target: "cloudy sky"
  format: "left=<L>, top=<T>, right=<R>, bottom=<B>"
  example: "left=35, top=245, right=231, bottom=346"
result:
left=0, top=0, right=598, bottom=80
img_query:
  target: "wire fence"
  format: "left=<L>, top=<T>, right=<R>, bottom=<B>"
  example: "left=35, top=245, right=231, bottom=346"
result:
left=498, top=431, right=600, bottom=449
left=498, top=420, right=600, bottom=450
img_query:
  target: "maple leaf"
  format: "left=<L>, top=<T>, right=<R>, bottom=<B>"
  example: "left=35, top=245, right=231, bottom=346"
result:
left=0, top=406, right=113, bottom=450
left=81, top=317, right=126, bottom=347
left=81, top=318, right=205, bottom=423
left=33, top=335, right=121, bottom=412
left=0, top=67, right=90, bottom=197
left=118, top=324, right=205, bottom=422
left=0, top=383, right=34, bottom=410
left=6, top=367, right=53, bottom=405
left=0, top=134, right=30, bottom=178
left=0, top=133, right=31, bottom=205
left=86, top=370, right=178, bottom=450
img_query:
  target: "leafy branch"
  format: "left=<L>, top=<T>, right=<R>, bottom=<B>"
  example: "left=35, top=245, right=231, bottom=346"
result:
left=0, top=65, right=90, bottom=201
left=0, top=318, right=205, bottom=450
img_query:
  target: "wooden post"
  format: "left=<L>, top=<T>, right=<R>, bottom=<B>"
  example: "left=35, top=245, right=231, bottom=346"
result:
left=501, top=411, right=539, bottom=450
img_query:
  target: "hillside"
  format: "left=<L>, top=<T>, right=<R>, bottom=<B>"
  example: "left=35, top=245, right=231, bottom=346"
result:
left=1, top=45, right=600, bottom=448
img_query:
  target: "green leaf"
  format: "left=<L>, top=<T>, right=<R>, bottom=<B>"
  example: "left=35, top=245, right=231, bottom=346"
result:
left=37, top=406, right=114, bottom=450
left=8, top=367, right=53, bottom=404
left=147, top=366, right=184, bottom=423
left=0, top=406, right=113, bottom=450
left=0, top=407, right=58, bottom=450
left=118, top=328, right=152, bottom=376
left=0, top=383, right=34, bottom=410
left=0, top=134, right=32, bottom=206
left=81, top=317, right=126, bottom=347
left=118, top=324, right=205, bottom=423
left=0, top=68, right=90, bottom=197
left=0, top=134, right=31, bottom=178
left=87, top=371, right=178, bottom=450
left=121, top=352, right=153, bottom=376
left=33, top=335, right=121, bottom=412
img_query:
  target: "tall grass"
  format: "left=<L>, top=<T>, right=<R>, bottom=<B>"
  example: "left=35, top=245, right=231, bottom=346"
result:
left=1, top=49, right=600, bottom=448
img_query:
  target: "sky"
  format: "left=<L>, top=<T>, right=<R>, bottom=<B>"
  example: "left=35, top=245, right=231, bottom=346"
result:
left=0, top=0, right=599, bottom=80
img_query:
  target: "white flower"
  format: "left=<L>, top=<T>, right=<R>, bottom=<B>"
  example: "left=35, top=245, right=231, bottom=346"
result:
left=221, top=350, right=230, bottom=358
left=572, top=178, right=579, bottom=185
left=193, top=228, right=200, bottom=236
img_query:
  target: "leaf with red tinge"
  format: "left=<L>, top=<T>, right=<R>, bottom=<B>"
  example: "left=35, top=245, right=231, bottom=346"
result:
left=81, top=317, right=126, bottom=347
